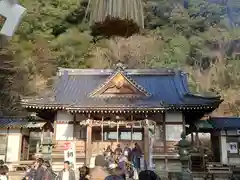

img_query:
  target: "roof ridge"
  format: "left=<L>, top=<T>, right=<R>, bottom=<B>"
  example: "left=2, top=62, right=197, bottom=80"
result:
left=57, top=67, right=178, bottom=76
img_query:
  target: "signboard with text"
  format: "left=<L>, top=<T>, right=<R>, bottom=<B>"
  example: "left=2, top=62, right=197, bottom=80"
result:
left=64, top=142, right=76, bottom=169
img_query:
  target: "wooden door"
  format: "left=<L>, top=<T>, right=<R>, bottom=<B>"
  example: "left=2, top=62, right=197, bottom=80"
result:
left=21, top=135, right=29, bottom=160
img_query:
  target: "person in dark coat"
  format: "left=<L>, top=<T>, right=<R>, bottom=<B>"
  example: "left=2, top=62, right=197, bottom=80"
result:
left=123, top=144, right=131, bottom=161
left=105, top=167, right=124, bottom=180
left=104, top=146, right=113, bottom=158
left=79, top=166, right=89, bottom=180
left=24, top=163, right=36, bottom=180
left=33, top=158, right=46, bottom=180
left=43, top=160, right=57, bottom=180
left=131, top=143, right=142, bottom=171
left=57, top=161, right=75, bottom=180
left=138, top=170, right=161, bottom=180
left=0, top=160, right=8, bottom=176
left=0, top=165, right=8, bottom=180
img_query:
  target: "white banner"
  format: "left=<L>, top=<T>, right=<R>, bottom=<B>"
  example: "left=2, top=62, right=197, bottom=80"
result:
left=0, top=0, right=26, bottom=37
left=64, top=142, right=76, bottom=170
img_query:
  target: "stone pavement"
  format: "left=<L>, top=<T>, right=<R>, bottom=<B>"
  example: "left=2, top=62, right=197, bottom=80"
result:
left=8, top=172, right=24, bottom=180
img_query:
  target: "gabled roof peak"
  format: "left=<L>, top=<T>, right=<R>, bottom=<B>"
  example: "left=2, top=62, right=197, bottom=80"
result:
left=89, top=70, right=151, bottom=98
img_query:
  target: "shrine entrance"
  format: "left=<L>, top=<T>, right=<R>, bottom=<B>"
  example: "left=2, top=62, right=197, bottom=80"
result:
left=91, top=124, right=144, bottom=153
left=79, top=114, right=157, bottom=168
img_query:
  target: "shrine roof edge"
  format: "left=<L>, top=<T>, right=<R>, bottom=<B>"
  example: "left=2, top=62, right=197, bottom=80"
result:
left=57, top=67, right=184, bottom=76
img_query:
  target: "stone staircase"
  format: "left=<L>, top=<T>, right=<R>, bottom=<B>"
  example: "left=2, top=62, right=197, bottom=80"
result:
left=51, top=140, right=86, bottom=172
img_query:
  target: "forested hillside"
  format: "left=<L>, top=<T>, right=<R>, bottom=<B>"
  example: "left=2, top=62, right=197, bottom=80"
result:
left=0, top=0, right=239, bottom=116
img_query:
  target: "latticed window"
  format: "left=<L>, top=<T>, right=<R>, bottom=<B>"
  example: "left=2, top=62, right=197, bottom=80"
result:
left=79, top=127, right=86, bottom=139
left=29, top=131, right=41, bottom=159
left=165, top=124, right=183, bottom=141
left=155, top=124, right=164, bottom=141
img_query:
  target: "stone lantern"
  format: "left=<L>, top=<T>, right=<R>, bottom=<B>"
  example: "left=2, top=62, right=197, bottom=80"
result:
left=176, top=132, right=192, bottom=180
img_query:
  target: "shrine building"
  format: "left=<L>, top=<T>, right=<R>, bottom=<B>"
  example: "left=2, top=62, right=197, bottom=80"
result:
left=21, top=63, right=222, bottom=171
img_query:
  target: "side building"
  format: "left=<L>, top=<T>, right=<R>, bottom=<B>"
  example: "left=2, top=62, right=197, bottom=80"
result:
left=21, top=63, right=222, bottom=171
left=0, top=117, right=52, bottom=170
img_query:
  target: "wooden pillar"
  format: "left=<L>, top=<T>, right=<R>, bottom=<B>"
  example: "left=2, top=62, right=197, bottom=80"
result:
left=53, top=119, right=57, bottom=142
left=18, top=128, right=23, bottom=161
left=196, top=132, right=199, bottom=148
left=40, top=128, right=44, bottom=145
left=4, top=127, right=9, bottom=162
left=101, top=116, right=104, bottom=143
left=144, top=119, right=150, bottom=169
left=191, top=133, right=194, bottom=145
left=163, top=112, right=168, bottom=171
left=116, top=122, right=119, bottom=143
left=85, top=119, right=92, bottom=165
left=73, top=114, right=77, bottom=140
left=130, top=115, right=133, bottom=147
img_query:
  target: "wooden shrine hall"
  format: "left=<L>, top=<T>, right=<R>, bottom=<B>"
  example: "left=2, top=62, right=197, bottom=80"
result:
left=21, top=63, right=222, bottom=171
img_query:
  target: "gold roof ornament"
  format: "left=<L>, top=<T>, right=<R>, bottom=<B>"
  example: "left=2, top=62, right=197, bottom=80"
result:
left=89, top=63, right=151, bottom=98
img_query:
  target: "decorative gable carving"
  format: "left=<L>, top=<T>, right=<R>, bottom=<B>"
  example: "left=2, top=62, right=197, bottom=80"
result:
left=89, top=63, right=150, bottom=98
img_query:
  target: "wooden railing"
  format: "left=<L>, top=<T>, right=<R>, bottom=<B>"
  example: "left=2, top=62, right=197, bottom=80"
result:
left=152, top=141, right=178, bottom=154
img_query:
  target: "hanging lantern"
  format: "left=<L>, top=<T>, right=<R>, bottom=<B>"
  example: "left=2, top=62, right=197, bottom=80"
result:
left=86, top=0, right=144, bottom=37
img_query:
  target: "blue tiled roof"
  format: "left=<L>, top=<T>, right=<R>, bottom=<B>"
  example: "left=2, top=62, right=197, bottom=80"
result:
left=0, top=118, right=46, bottom=128
left=0, top=118, right=27, bottom=128
left=209, top=117, right=240, bottom=129
left=21, top=67, right=222, bottom=110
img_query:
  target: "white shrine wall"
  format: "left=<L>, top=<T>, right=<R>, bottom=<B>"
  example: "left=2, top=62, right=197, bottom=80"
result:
left=165, top=112, right=184, bottom=141
left=0, top=128, right=25, bottom=162
left=219, top=130, right=240, bottom=165
left=55, top=111, right=74, bottom=140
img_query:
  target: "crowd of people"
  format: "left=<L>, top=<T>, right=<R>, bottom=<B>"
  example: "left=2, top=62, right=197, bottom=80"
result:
left=0, top=143, right=160, bottom=180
